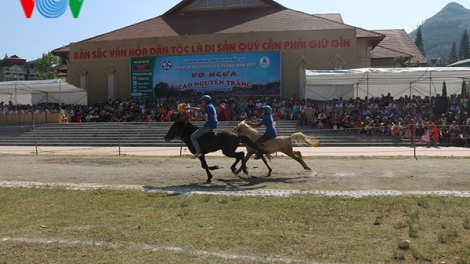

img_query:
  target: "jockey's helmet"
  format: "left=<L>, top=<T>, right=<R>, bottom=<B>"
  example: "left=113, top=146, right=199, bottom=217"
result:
left=262, top=105, right=272, bottom=114
left=200, top=95, right=212, bottom=102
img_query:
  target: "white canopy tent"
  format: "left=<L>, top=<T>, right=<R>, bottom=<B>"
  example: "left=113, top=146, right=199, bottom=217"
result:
left=304, top=67, right=470, bottom=100
left=0, top=79, right=87, bottom=105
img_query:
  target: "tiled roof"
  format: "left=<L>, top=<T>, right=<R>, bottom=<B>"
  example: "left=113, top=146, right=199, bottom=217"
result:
left=164, top=0, right=285, bottom=15
left=80, top=8, right=376, bottom=43
left=314, top=13, right=343, bottom=24
left=53, top=0, right=385, bottom=52
left=356, top=28, right=384, bottom=39
left=0, top=55, right=27, bottom=66
left=51, top=46, right=69, bottom=55
left=371, top=29, right=428, bottom=65
left=311, top=13, right=384, bottom=41
left=370, top=45, right=412, bottom=59
left=2, top=55, right=25, bottom=61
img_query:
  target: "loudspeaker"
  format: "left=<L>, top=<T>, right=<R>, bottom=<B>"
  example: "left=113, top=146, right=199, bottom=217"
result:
left=434, top=96, right=448, bottom=116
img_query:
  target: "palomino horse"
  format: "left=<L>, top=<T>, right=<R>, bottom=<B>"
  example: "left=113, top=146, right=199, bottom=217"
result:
left=164, top=119, right=269, bottom=183
left=233, top=120, right=319, bottom=176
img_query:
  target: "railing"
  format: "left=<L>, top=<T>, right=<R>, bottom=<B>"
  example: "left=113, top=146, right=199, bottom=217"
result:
left=0, top=113, right=71, bottom=124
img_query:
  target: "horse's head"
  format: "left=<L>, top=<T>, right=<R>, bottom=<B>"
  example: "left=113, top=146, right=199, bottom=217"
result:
left=164, top=119, right=187, bottom=141
left=232, top=120, right=246, bottom=135
left=233, top=120, right=257, bottom=136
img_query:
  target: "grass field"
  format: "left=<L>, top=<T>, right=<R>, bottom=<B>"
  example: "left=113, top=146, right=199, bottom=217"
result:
left=1, top=187, right=470, bottom=263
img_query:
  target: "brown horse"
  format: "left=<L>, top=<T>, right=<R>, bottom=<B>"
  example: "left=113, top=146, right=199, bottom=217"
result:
left=164, top=119, right=269, bottom=183
left=233, top=120, right=319, bottom=176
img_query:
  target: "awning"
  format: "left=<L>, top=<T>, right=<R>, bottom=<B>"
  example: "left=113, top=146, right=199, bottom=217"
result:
left=0, top=79, right=87, bottom=105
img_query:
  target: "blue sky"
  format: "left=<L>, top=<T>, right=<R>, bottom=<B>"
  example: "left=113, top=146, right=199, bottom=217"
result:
left=0, top=0, right=465, bottom=61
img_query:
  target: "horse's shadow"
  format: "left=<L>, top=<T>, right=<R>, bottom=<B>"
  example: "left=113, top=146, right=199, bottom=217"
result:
left=219, top=175, right=310, bottom=188
left=142, top=181, right=261, bottom=196
left=143, top=175, right=310, bottom=196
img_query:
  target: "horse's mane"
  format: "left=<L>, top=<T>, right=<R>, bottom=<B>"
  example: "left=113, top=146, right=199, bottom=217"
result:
left=177, top=118, right=198, bottom=128
left=239, top=120, right=260, bottom=136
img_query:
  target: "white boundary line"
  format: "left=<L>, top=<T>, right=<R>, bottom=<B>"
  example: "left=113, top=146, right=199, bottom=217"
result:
left=2, top=181, right=469, bottom=263
left=1, top=181, right=470, bottom=198
left=1, top=237, right=316, bottom=264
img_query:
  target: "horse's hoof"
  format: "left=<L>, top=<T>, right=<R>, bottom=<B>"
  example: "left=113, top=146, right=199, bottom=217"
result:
left=243, top=170, right=249, bottom=175
left=206, top=176, right=212, bottom=184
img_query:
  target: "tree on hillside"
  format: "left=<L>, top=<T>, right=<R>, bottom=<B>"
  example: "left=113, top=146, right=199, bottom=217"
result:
left=414, top=26, right=426, bottom=57
left=458, top=29, right=470, bottom=60
left=459, top=80, right=467, bottom=125
left=449, top=41, right=458, bottom=63
left=34, top=52, right=60, bottom=80
left=459, top=100, right=465, bottom=125
left=462, top=80, right=467, bottom=99
left=442, top=81, right=447, bottom=97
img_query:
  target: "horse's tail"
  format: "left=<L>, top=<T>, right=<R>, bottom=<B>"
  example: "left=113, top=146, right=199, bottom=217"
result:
left=238, top=135, right=271, bottom=161
left=290, top=132, right=320, bottom=147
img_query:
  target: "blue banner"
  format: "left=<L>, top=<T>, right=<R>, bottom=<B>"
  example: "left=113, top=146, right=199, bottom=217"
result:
left=130, top=52, right=281, bottom=100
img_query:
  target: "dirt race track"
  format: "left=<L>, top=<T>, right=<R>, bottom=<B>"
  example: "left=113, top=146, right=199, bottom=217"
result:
left=1, top=151, right=470, bottom=195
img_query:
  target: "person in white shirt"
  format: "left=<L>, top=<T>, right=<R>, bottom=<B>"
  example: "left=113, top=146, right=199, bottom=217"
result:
left=325, top=102, right=335, bottom=111
left=345, top=101, right=355, bottom=108
left=85, top=112, right=93, bottom=122
left=380, top=108, right=389, bottom=116
left=369, top=102, right=379, bottom=110
left=335, top=101, right=343, bottom=109
left=239, top=110, right=247, bottom=120
left=440, top=114, right=448, bottom=126
left=255, top=100, right=263, bottom=111
left=317, top=110, right=327, bottom=126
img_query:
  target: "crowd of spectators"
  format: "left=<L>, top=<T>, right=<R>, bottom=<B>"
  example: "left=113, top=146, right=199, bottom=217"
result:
left=1, top=92, right=469, bottom=147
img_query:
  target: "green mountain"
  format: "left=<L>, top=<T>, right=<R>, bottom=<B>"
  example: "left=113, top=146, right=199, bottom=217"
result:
left=408, top=2, right=470, bottom=60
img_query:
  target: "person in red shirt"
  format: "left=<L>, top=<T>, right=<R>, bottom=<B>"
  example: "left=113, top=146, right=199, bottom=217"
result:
left=158, top=113, right=166, bottom=122
left=430, top=122, right=440, bottom=148
left=217, top=102, right=230, bottom=121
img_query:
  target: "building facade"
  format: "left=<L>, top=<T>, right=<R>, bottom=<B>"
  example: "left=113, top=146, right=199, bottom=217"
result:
left=0, top=55, right=38, bottom=82
left=52, top=0, right=425, bottom=104
left=0, top=55, right=27, bottom=81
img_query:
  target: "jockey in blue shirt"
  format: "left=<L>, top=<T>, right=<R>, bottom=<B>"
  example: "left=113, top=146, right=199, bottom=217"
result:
left=185, top=95, right=218, bottom=159
left=248, top=105, right=277, bottom=159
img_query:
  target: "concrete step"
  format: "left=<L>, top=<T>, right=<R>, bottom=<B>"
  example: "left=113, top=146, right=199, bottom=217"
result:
left=0, top=121, right=411, bottom=147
